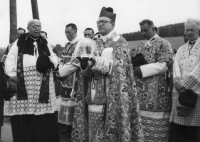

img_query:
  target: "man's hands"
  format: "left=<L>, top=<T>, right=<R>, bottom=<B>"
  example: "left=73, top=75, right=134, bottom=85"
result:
left=7, top=76, right=17, bottom=92
left=133, top=67, right=142, bottom=78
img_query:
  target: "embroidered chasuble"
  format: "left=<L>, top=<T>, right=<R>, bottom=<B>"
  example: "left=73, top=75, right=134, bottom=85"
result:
left=71, top=31, right=143, bottom=142
left=60, top=38, right=80, bottom=91
left=132, top=35, right=173, bottom=142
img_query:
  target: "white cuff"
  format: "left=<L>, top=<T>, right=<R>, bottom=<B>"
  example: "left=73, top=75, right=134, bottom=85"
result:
left=140, top=62, right=168, bottom=78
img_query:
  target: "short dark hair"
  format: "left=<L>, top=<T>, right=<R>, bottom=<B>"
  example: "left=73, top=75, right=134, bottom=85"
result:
left=41, top=31, right=47, bottom=37
left=66, top=23, right=77, bottom=31
left=84, top=28, right=94, bottom=35
left=139, top=19, right=154, bottom=27
left=17, top=27, right=26, bottom=33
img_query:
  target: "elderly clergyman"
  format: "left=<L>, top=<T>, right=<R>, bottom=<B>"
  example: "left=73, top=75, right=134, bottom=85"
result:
left=71, top=7, right=143, bottom=142
left=4, top=19, right=59, bottom=142
left=169, top=18, right=200, bottom=142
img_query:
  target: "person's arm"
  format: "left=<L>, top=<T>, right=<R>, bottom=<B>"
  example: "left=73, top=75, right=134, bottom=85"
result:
left=5, top=41, right=18, bottom=77
left=58, top=58, right=79, bottom=77
left=92, top=48, right=113, bottom=75
left=48, top=44, right=58, bottom=68
left=173, top=47, right=184, bottom=90
left=139, top=39, right=173, bottom=78
left=140, top=62, right=168, bottom=78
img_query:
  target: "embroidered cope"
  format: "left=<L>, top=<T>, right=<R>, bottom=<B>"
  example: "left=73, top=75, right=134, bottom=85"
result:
left=71, top=31, right=143, bottom=142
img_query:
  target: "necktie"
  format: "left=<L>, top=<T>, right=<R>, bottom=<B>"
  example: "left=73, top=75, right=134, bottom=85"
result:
left=33, top=41, right=38, bottom=57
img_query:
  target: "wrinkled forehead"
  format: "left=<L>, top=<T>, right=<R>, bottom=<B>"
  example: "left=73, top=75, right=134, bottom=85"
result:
left=28, top=19, right=41, bottom=27
left=185, top=22, right=198, bottom=30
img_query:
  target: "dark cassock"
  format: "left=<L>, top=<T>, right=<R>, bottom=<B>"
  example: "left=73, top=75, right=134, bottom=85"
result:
left=4, top=33, right=59, bottom=142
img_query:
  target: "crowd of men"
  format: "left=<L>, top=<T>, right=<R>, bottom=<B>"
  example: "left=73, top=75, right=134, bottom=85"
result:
left=0, top=6, right=200, bottom=142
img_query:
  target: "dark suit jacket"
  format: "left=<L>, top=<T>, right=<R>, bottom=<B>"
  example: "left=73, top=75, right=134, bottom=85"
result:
left=0, top=64, right=7, bottom=126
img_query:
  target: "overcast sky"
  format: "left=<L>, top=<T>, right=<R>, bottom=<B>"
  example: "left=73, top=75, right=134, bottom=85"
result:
left=0, top=0, right=199, bottom=47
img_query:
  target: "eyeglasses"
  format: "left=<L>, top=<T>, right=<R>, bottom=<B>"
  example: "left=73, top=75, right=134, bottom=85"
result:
left=96, top=20, right=112, bottom=25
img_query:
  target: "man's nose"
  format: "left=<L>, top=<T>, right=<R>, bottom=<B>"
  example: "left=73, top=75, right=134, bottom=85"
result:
left=188, top=30, right=192, bottom=34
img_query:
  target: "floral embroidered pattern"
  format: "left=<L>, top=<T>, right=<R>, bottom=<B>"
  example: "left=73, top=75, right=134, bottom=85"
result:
left=133, top=36, right=173, bottom=111
left=72, top=36, right=143, bottom=142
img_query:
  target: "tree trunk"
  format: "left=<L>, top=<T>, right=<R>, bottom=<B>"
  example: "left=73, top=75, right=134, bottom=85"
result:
left=9, top=0, right=17, bottom=44
left=31, top=0, right=40, bottom=20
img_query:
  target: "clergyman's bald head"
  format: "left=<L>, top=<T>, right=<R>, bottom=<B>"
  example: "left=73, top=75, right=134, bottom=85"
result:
left=27, top=19, right=41, bottom=28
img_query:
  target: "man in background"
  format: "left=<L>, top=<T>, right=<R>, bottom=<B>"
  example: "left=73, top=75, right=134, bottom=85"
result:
left=40, top=31, right=58, bottom=55
left=57, top=23, right=80, bottom=138
left=169, top=18, right=200, bottom=142
left=132, top=19, right=173, bottom=142
left=40, top=30, right=48, bottom=39
left=1, top=28, right=26, bottom=65
left=83, top=28, right=94, bottom=39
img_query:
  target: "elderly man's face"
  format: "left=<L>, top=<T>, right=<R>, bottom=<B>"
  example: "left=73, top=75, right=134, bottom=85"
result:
left=28, top=21, right=41, bottom=38
left=185, top=23, right=199, bottom=41
left=84, top=30, right=94, bottom=39
left=16, top=30, right=25, bottom=38
left=140, top=23, right=155, bottom=40
left=97, top=20, right=114, bottom=36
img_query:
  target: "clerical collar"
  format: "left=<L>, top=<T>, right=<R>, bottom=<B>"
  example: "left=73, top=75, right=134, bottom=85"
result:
left=147, top=34, right=158, bottom=42
left=29, top=35, right=39, bottom=41
left=188, top=40, right=197, bottom=45
left=101, top=30, right=120, bottom=42
left=69, top=36, right=80, bottom=44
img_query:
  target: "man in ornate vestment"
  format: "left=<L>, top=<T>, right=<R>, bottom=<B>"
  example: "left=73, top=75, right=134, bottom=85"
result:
left=4, top=19, right=59, bottom=142
left=131, top=19, right=173, bottom=142
left=57, top=23, right=81, bottom=137
left=71, top=7, right=143, bottom=142
left=169, top=18, right=200, bottom=142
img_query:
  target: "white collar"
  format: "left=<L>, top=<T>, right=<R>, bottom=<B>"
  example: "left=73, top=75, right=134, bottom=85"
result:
left=69, top=36, right=80, bottom=44
left=186, top=37, right=200, bottom=49
left=101, top=30, right=120, bottom=42
left=145, top=34, right=159, bottom=46
left=148, top=34, right=159, bottom=42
